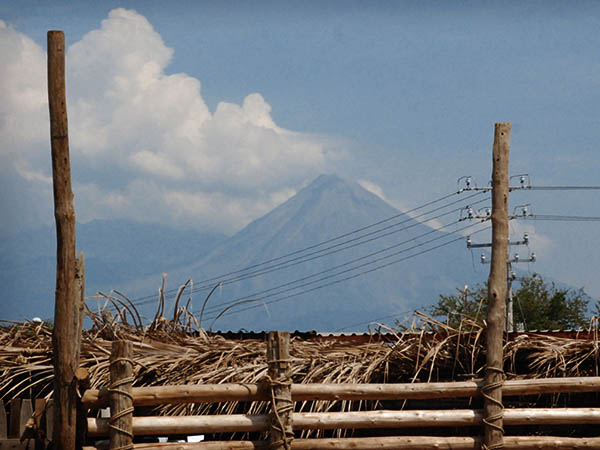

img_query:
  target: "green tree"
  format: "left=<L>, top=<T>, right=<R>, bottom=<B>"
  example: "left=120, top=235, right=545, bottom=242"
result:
left=428, top=285, right=488, bottom=329
left=428, top=275, right=591, bottom=330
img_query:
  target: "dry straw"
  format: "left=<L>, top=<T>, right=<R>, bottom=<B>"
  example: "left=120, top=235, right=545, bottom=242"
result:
left=1, top=297, right=599, bottom=435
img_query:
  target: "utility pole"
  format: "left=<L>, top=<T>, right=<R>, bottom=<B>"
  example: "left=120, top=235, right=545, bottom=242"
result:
left=482, top=122, right=510, bottom=450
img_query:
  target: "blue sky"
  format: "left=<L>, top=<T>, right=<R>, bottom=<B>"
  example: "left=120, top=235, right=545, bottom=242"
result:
left=1, top=1, right=599, bottom=300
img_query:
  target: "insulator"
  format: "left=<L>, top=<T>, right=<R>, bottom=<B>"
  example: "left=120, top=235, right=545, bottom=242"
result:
left=531, top=252, right=536, bottom=262
left=480, top=253, right=486, bottom=263
left=514, top=253, right=519, bottom=262
left=523, top=233, right=529, bottom=244
left=466, top=236, right=472, bottom=247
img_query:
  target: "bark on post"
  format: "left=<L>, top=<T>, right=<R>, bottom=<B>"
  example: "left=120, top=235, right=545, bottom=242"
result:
left=483, top=122, right=511, bottom=449
left=48, top=30, right=83, bottom=450
left=109, top=340, right=134, bottom=450
left=267, top=331, right=293, bottom=450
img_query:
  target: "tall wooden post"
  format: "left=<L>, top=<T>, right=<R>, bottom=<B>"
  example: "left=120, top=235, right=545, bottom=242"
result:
left=48, top=30, right=84, bottom=450
left=483, top=122, right=511, bottom=449
left=267, top=331, right=293, bottom=450
left=109, top=341, right=134, bottom=450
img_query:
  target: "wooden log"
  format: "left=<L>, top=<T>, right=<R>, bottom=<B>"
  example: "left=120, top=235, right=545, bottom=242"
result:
left=48, top=29, right=81, bottom=450
left=87, top=408, right=600, bottom=437
left=267, top=331, right=293, bottom=450
left=82, top=384, right=268, bottom=408
left=81, top=435, right=600, bottom=450
left=88, top=414, right=270, bottom=437
left=81, top=376, right=600, bottom=409
left=109, top=340, right=134, bottom=450
left=484, top=121, right=511, bottom=449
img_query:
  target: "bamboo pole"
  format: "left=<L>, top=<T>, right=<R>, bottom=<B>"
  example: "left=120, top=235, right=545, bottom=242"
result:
left=87, top=407, right=600, bottom=437
left=82, top=436, right=600, bottom=450
left=48, top=29, right=82, bottom=450
left=267, top=331, right=293, bottom=450
left=484, top=121, right=511, bottom=449
left=109, top=341, right=134, bottom=450
left=82, top=376, right=600, bottom=409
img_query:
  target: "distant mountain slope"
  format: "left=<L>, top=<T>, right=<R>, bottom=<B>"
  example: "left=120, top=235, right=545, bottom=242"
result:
left=138, top=174, right=484, bottom=332
left=0, top=220, right=226, bottom=321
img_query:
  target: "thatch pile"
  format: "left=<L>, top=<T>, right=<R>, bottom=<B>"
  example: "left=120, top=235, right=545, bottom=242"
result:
left=1, top=307, right=599, bottom=421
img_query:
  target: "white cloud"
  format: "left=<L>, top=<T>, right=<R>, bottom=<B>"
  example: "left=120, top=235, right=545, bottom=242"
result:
left=0, top=9, right=330, bottom=233
left=0, top=20, right=48, bottom=160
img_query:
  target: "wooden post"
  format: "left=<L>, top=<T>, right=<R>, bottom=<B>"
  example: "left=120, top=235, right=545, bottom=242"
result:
left=267, top=331, right=293, bottom=450
left=0, top=400, right=7, bottom=439
left=109, top=341, right=134, bottom=450
left=8, top=399, right=21, bottom=439
left=483, top=122, right=511, bottom=449
left=48, top=30, right=83, bottom=450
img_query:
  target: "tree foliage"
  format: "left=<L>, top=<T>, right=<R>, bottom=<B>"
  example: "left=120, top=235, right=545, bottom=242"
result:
left=428, top=275, right=594, bottom=330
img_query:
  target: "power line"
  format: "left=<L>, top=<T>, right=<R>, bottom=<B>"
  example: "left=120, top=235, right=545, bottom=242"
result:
left=200, top=223, right=491, bottom=328
left=514, top=214, right=600, bottom=222
left=184, top=194, right=490, bottom=300
left=202, top=228, right=486, bottom=328
left=116, top=191, right=487, bottom=308
left=197, top=218, right=469, bottom=317
left=527, top=185, right=600, bottom=191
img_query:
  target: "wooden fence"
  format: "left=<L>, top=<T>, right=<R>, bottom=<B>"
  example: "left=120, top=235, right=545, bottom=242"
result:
left=3, top=331, right=600, bottom=449
left=79, top=332, right=600, bottom=449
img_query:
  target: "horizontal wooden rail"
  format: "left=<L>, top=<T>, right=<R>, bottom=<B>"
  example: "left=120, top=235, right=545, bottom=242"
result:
left=81, top=376, right=600, bottom=409
left=82, top=435, right=600, bottom=450
left=87, top=407, right=600, bottom=437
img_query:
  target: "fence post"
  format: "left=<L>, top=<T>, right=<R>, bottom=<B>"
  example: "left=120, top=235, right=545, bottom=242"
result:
left=109, top=341, right=134, bottom=450
left=483, top=122, right=511, bottom=450
left=267, top=331, right=293, bottom=450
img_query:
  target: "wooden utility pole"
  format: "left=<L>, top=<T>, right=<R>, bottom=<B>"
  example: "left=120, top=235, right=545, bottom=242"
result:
left=482, top=122, right=511, bottom=449
left=48, top=30, right=84, bottom=450
left=267, top=331, right=294, bottom=450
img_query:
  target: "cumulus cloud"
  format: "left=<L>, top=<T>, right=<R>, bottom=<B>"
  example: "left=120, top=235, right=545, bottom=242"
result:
left=0, top=9, right=329, bottom=234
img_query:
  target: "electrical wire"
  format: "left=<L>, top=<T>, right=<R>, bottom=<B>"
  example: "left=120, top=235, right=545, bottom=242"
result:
left=200, top=223, right=491, bottom=327
left=527, top=186, right=600, bottom=191
left=184, top=195, right=490, bottom=300
left=114, top=191, right=487, bottom=308
left=196, top=217, right=469, bottom=317
left=514, top=215, right=600, bottom=222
